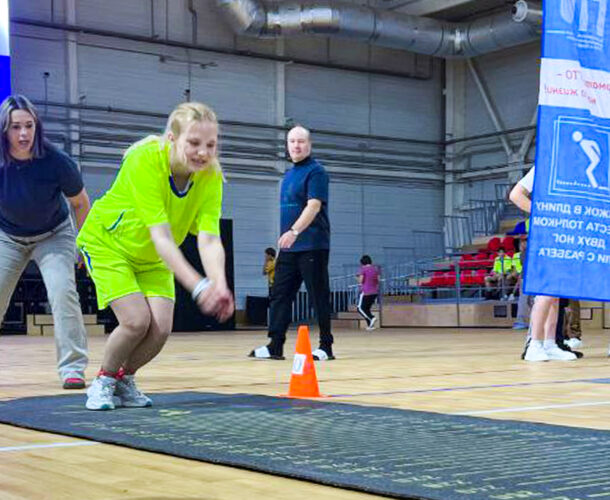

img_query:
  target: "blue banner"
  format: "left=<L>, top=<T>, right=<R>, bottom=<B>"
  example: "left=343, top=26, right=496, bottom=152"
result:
left=0, top=0, right=8, bottom=101
left=525, top=0, right=610, bottom=301
left=0, top=55, right=10, bottom=102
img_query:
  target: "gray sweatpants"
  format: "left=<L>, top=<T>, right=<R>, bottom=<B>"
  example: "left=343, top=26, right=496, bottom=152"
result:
left=0, top=218, right=88, bottom=381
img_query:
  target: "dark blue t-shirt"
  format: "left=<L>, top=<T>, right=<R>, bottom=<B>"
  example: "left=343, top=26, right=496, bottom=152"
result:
left=0, top=144, right=84, bottom=236
left=280, top=156, right=330, bottom=252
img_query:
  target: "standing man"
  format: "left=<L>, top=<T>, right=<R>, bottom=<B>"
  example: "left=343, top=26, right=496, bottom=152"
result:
left=249, top=125, right=334, bottom=361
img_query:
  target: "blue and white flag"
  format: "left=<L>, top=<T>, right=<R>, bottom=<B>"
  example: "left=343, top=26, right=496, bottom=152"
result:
left=0, top=0, right=9, bottom=101
left=526, top=0, right=610, bottom=300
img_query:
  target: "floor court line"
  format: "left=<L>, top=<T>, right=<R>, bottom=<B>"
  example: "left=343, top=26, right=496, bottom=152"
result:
left=0, top=441, right=100, bottom=453
left=329, top=377, right=610, bottom=398
left=454, top=400, right=610, bottom=415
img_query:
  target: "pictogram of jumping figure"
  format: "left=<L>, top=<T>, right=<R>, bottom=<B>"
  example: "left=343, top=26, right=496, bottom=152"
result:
left=572, top=130, right=602, bottom=188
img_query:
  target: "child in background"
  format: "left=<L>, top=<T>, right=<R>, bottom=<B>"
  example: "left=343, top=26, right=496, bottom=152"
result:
left=356, top=255, right=380, bottom=330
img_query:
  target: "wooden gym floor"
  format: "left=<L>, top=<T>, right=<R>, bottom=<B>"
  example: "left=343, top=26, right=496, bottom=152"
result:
left=1, top=326, right=610, bottom=499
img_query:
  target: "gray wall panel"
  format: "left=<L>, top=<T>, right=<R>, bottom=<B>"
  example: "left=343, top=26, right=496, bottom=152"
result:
left=286, top=67, right=441, bottom=139
left=76, top=45, right=276, bottom=122
left=285, top=65, right=370, bottom=133
left=371, top=73, right=442, bottom=140
left=78, top=45, right=186, bottom=112
left=285, top=38, right=329, bottom=63
left=466, top=43, right=539, bottom=138
left=10, top=34, right=67, bottom=102
left=75, top=0, right=151, bottom=35
left=82, top=168, right=120, bottom=202
left=9, top=0, right=58, bottom=20
left=329, top=39, right=370, bottom=67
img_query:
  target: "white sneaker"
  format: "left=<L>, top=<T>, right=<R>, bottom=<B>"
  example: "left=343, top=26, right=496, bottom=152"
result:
left=564, top=338, right=583, bottom=349
left=114, top=375, right=152, bottom=408
left=248, top=345, right=285, bottom=360
left=366, top=316, right=378, bottom=331
left=86, top=376, right=117, bottom=410
left=524, top=342, right=550, bottom=362
left=545, top=344, right=577, bottom=361
left=312, top=348, right=335, bottom=361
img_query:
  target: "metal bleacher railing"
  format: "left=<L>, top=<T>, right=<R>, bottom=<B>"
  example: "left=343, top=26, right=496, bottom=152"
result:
left=444, top=182, right=514, bottom=253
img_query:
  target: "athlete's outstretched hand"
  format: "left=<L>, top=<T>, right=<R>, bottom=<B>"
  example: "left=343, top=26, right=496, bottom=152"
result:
left=196, top=282, right=234, bottom=322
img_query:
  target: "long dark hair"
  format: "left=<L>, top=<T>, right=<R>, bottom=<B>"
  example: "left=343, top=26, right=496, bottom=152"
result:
left=0, top=94, right=46, bottom=166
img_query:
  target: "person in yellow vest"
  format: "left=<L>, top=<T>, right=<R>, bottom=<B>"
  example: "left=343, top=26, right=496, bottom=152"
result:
left=512, top=235, right=534, bottom=329
left=484, top=247, right=516, bottom=300
left=262, top=247, right=276, bottom=295
left=506, top=246, right=523, bottom=301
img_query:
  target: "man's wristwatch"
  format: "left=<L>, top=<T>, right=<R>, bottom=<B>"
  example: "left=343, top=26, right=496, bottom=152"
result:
left=290, top=228, right=299, bottom=237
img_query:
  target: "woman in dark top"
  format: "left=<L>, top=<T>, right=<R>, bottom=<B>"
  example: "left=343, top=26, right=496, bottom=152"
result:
left=0, top=94, right=90, bottom=388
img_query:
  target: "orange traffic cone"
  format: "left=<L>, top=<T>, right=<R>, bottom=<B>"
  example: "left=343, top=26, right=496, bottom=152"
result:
left=281, top=325, right=325, bottom=398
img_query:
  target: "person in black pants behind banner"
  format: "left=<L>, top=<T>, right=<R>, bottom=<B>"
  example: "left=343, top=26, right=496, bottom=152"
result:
left=249, top=125, right=334, bottom=361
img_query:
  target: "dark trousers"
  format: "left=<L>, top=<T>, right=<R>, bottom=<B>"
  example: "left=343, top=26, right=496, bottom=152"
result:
left=555, top=297, right=570, bottom=345
left=268, top=249, right=333, bottom=352
left=356, top=293, right=377, bottom=326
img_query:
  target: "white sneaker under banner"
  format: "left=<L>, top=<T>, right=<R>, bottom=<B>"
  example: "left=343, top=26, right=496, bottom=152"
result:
left=524, top=343, right=550, bottom=362
left=545, top=345, right=577, bottom=361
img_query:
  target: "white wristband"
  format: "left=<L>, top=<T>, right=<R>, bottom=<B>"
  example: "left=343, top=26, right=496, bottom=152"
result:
left=191, top=278, right=212, bottom=301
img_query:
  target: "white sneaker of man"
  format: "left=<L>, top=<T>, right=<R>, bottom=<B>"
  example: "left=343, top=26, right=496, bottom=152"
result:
left=366, top=316, right=378, bottom=331
left=564, top=337, right=583, bottom=349
left=114, top=374, right=152, bottom=408
left=524, top=341, right=550, bottom=362
left=86, top=375, right=117, bottom=410
left=545, top=343, right=577, bottom=361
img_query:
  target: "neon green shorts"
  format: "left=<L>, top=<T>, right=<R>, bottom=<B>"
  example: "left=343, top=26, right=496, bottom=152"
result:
left=77, top=219, right=175, bottom=310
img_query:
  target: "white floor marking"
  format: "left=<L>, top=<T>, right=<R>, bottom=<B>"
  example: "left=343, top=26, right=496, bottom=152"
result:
left=455, top=400, right=610, bottom=415
left=0, top=441, right=100, bottom=452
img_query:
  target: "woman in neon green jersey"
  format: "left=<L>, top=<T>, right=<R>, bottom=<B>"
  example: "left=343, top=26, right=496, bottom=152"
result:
left=78, top=102, right=234, bottom=410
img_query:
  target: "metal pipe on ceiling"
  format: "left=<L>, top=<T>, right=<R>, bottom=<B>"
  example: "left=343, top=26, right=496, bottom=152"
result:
left=215, top=0, right=542, bottom=58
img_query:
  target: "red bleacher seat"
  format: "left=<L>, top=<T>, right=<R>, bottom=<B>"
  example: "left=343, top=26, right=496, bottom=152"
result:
left=421, top=271, right=444, bottom=287
left=473, top=269, right=487, bottom=285
left=473, top=252, right=489, bottom=268
left=501, top=236, right=515, bottom=252
left=460, top=270, right=473, bottom=285
left=459, top=253, right=474, bottom=269
left=487, top=237, right=501, bottom=252
left=445, top=271, right=456, bottom=286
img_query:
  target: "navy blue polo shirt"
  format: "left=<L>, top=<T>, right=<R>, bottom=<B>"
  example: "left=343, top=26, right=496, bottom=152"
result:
left=280, top=156, right=330, bottom=252
left=0, top=144, right=84, bottom=236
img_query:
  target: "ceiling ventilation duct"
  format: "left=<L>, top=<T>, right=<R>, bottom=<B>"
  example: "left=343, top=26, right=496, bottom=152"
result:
left=215, top=0, right=542, bottom=58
